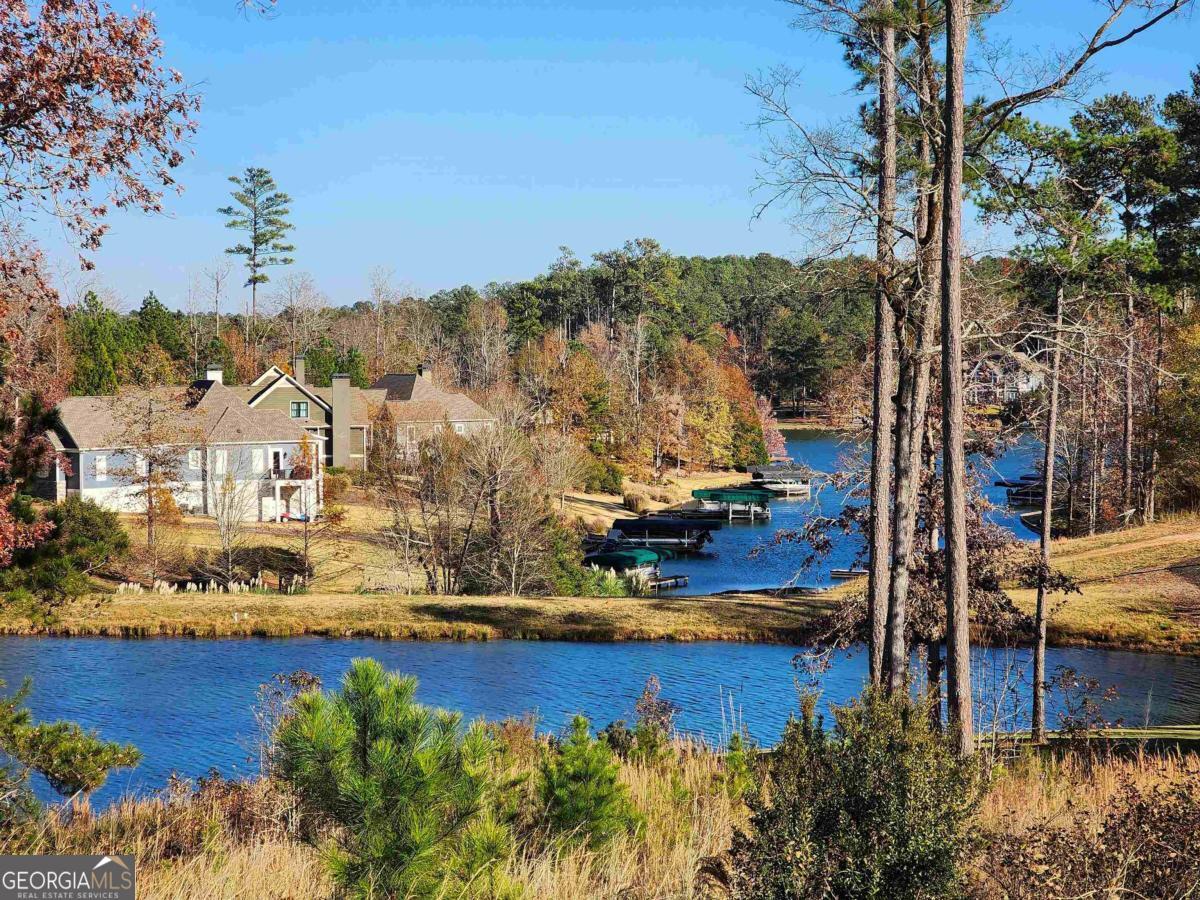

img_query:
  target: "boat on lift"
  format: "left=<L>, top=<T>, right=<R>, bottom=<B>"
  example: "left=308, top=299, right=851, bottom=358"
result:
left=606, top=517, right=723, bottom=551
left=748, top=464, right=814, bottom=496
left=690, top=487, right=774, bottom=521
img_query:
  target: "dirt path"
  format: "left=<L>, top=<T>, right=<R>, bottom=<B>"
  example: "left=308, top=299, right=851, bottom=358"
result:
left=1058, top=528, right=1200, bottom=565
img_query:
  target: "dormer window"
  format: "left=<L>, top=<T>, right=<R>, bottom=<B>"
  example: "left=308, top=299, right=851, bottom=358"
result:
left=290, top=401, right=309, bottom=419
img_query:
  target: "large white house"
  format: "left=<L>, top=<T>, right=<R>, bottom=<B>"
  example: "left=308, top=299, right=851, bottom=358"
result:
left=32, top=367, right=323, bottom=523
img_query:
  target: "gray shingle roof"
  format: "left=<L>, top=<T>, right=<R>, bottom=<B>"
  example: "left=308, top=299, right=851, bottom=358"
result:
left=56, top=381, right=312, bottom=450
left=372, top=374, right=494, bottom=424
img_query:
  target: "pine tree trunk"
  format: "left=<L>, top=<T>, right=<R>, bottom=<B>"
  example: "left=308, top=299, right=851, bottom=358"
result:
left=1123, top=290, right=1135, bottom=522
left=1146, top=308, right=1163, bottom=522
left=940, top=0, right=973, bottom=756
left=1032, top=279, right=1064, bottom=743
left=868, top=0, right=898, bottom=686
left=886, top=22, right=940, bottom=692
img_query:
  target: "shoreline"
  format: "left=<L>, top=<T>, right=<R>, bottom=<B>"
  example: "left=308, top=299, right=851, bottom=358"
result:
left=2, top=589, right=1198, bottom=656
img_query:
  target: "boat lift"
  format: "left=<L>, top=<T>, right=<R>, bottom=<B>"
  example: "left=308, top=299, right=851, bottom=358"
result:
left=606, top=517, right=723, bottom=551
left=748, top=464, right=814, bottom=497
left=690, top=487, right=774, bottom=522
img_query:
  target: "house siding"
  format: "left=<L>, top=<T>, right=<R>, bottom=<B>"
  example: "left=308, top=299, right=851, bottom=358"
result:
left=68, top=441, right=315, bottom=521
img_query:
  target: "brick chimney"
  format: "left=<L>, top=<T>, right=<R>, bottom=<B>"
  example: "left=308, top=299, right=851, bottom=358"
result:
left=292, top=353, right=306, bottom=385
left=205, top=364, right=223, bottom=384
left=331, top=374, right=351, bottom=468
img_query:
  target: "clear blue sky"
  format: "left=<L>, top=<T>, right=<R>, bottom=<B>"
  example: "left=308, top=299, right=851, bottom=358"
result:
left=42, top=0, right=1200, bottom=310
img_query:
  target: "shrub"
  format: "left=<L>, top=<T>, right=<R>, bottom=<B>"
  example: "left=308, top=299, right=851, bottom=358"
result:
left=978, top=776, right=1200, bottom=899
left=274, top=659, right=516, bottom=898
left=622, top=489, right=652, bottom=514
left=584, top=456, right=624, bottom=495
left=322, top=470, right=352, bottom=503
left=721, top=731, right=754, bottom=801
left=571, top=566, right=636, bottom=597
left=1, top=497, right=129, bottom=610
left=540, top=715, right=640, bottom=848
left=598, top=679, right=679, bottom=766
left=725, top=690, right=979, bottom=899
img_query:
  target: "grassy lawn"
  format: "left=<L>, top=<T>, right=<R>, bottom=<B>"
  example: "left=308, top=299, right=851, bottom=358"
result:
left=10, top=501, right=1200, bottom=653
left=1007, top=513, right=1200, bottom=653
left=0, top=591, right=837, bottom=643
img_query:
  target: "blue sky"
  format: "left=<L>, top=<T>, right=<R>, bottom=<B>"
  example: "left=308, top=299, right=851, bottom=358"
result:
left=41, top=0, right=1200, bottom=309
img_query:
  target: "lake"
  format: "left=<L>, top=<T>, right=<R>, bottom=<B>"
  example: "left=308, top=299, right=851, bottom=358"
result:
left=3, top=635, right=1198, bottom=806
left=663, top=427, right=1043, bottom=595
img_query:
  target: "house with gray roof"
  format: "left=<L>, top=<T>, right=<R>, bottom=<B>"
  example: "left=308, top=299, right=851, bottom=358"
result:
left=230, top=356, right=496, bottom=468
left=228, top=355, right=387, bottom=471
left=371, top=364, right=496, bottom=455
left=33, top=366, right=322, bottom=523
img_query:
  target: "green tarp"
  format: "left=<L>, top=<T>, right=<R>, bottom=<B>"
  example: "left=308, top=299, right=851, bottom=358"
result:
left=583, top=548, right=662, bottom=571
left=692, top=487, right=775, bottom=503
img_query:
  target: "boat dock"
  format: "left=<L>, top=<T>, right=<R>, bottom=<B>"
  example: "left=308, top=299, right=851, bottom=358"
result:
left=649, top=573, right=689, bottom=592
left=689, top=487, right=774, bottom=521
left=606, top=517, right=723, bottom=551
left=748, top=463, right=814, bottom=497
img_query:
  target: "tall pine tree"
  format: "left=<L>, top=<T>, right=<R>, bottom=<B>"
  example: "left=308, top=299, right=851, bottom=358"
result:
left=218, top=167, right=295, bottom=332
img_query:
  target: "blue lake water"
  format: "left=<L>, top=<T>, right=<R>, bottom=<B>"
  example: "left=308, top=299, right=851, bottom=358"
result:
left=2, top=635, right=1199, bottom=806
left=664, top=428, right=1043, bottom=595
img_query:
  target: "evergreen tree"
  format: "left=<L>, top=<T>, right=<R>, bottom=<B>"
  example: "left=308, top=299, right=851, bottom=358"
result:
left=136, top=291, right=187, bottom=361
left=67, top=292, right=124, bottom=395
left=275, top=660, right=515, bottom=898
left=539, top=715, right=640, bottom=848
left=338, top=347, right=370, bottom=388
left=218, top=167, right=295, bottom=327
left=303, top=337, right=338, bottom=387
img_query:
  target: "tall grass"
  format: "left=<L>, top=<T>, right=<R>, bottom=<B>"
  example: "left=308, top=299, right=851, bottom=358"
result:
left=11, top=735, right=1197, bottom=899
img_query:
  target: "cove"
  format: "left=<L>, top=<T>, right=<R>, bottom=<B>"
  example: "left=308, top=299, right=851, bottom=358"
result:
left=665, top=428, right=1041, bottom=595
left=3, top=635, right=1198, bottom=807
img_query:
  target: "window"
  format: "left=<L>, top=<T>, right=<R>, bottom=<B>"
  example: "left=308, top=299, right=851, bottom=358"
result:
left=135, top=454, right=148, bottom=476
left=188, top=449, right=202, bottom=470
left=433, top=423, right=444, bottom=435
left=406, top=425, right=416, bottom=443
left=454, top=423, right=465, bottom=435
left=213, top=449, right=227, bottom=476
left=251, top=448, right=265, bottom=474
left=290, top=401, right=309, bottom=419
left=95, top=455, right=107, bottom=482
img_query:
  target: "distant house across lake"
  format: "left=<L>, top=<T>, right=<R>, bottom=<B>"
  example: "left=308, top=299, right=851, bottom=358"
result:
left=371, top=363, right=496, bottom=457
left=229, top=356, right=387, bottom=471
left=233, top=356, right=497, bottom=468
left=32, top=367, right=322, bottom=522
left=966, top=351, right=1044, bottom=406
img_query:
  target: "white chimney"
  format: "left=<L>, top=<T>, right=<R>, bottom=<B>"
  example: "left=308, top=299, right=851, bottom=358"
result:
left=205, top=365, right=224, bottom=384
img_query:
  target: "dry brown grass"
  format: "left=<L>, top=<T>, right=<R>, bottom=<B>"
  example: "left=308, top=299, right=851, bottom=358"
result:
left=977, top=748, right=1200, bottom=838
left=0, top=591, right=835, bottom=643
left=6, top=777, right=330, bottom=900
left=13, top=734, right=1199, bottom=899
left=1007, top=512, right=1200, bottom=653
left=505, top=738, right=741, bottom=899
